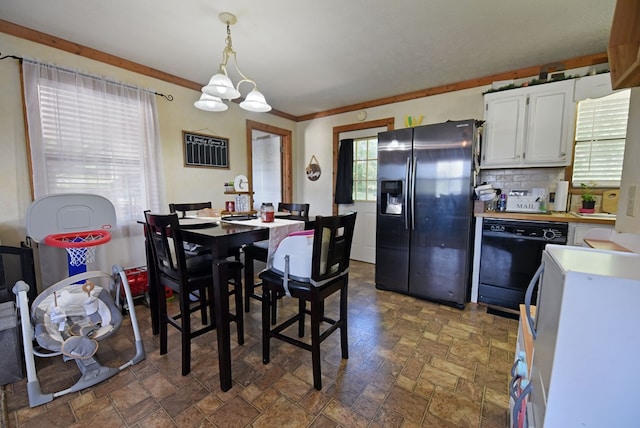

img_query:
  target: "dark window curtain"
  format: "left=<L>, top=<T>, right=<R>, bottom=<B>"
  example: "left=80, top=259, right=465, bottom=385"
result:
left=335, top=138, right=354, bottom=204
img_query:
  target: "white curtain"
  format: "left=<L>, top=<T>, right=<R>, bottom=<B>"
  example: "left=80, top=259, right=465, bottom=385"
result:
left=22, top=60, right=164, bottom=274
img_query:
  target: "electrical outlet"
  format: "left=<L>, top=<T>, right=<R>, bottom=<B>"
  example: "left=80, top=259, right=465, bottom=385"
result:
left=626, top=185, right=637, bottom=217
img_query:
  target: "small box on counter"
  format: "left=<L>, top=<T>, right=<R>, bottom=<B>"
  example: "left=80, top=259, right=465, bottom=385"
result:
left=506, top=196, right=542, bottom=213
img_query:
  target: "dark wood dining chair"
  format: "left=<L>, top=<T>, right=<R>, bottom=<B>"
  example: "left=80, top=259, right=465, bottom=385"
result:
left=169, top=202, right=212, bottom=218
left=277, top=203, right=310, bottom=221
left=243, top=203, right=311, bottom=322
left=259, top=211, right=357, bottom=390
left=169, top=202, right=223, bottom=258
left=144, top=211, right=244, bottom=375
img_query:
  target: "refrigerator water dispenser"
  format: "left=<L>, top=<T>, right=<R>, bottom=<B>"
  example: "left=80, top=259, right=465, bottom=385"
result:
left=381, top=180, right=403, bottom=214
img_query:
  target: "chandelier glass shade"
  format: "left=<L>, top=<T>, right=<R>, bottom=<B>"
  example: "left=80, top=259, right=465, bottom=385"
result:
left=239, top=89, right=271, bottom=112
left=203, top=73, right=241, bottom=100
left=196, top=12, right=271, bottom=113
left=193, top=93, right=228, bottom=112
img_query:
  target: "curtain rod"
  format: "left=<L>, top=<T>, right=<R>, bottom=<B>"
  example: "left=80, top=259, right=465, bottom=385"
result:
left=0, top=52, right=174, bottom=101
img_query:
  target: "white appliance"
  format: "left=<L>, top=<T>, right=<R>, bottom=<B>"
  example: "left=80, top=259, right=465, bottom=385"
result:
left=523, top=244, right=640, bottom=427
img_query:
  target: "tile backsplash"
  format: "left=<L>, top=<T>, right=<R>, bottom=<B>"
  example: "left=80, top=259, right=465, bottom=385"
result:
left=477, top=167, right=603, bottom=212
left=479, top=167, right=565, bottom=196
left=478, top=167, right=617, bottom=212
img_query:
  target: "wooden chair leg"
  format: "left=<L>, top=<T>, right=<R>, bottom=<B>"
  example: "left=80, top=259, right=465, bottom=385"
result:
left=180, top=287, right=192, bottom=376
left=262, top=286, right=271, bottom=364
left=310, top=298, right=322, bottom=390
left=271, top=291, right=279, bottom=324
left=244, top=252, right=254, bottom=312
left=232, top=268, right=244, bottom=345
left=298, top=299, right=305, bottom=337
left=159, top=285, right=169, bottom=356
left=340, top=285, right=349, bottom=359
left=208, top=284, right=216, bottom=330
left=199, top=285, right=208, bottom=325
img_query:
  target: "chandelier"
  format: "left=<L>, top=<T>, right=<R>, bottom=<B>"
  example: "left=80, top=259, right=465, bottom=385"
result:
left=194, top=12, right=271, bottom=113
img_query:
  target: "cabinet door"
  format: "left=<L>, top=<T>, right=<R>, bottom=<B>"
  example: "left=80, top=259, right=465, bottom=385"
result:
left=482, top=92, right=527, bottom=167
left=524, top=80, right=575, bottom=166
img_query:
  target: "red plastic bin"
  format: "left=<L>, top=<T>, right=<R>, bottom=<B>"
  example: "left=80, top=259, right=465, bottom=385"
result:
left=124, top=267, right=148, bottom=297
left=123, top=267, right=173, bottom=301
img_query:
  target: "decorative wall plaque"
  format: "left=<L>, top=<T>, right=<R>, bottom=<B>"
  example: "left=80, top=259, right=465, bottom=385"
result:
left=182, top=131, right=229, bottom=169
left=306, top=155, right=321, bottom=181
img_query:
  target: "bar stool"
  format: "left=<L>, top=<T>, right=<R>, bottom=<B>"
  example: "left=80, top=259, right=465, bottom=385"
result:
left=243, top=203, right=310, bottom=322
left=169, top=202, right=212, bottom=218
left=145, top=212, right=244, bottom=375
left=259, top=212, right=357, bottom=389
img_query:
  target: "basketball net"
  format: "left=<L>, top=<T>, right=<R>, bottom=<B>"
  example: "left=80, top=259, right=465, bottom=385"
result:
left=67, top=246, right=96, bottom=266
left=62, top=233, right=106, bottom=266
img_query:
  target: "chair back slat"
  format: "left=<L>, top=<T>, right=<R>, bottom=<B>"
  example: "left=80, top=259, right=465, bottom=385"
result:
left=310, top=212, right=356, bottom=284
left=169, top=202, right=212, bottom=218
left=144, top=212, right=188, bottom=284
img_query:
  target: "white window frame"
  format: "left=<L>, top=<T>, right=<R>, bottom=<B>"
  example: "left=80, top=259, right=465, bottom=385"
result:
left=352, top=136, right=378, bottom=202
left=572, top=89, right=631, bottom=188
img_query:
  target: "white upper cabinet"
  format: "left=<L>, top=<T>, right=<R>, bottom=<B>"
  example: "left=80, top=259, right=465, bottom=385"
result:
left=482, top=79, right=576, bottom=168
left=574, top=72, right=612, bottom=101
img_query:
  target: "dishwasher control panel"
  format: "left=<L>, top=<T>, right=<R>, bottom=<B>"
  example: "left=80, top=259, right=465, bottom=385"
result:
left=483, top=219, right=568, bottom=243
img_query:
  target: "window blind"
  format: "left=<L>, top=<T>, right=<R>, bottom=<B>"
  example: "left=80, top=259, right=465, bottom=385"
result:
left=34, top=78, right=154, bottom=226
left=572, top=89, right=630, bottom=188
left=39, top=84, right=143, bottom=189
left=23, top=60, right=163, bottom=270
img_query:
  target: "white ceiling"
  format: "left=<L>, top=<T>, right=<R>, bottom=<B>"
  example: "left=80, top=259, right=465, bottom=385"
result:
left=0, top=0, right=616, bottom=117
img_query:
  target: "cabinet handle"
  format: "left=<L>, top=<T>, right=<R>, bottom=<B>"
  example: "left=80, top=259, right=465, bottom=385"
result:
left=561, top=152, right=566, bottom=157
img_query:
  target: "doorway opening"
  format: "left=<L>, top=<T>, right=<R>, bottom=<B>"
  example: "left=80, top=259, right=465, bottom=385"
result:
left=246, top=120, right=292, bottom=210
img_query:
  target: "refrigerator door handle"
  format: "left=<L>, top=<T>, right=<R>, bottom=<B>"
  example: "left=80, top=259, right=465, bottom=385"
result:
left=410, top=156, right=417, bottom=230
left=404, top=156, right=411, bottom=229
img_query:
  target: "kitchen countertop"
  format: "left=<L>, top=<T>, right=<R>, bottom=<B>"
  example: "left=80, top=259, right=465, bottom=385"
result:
left=474, top=211, right=615, bottom=225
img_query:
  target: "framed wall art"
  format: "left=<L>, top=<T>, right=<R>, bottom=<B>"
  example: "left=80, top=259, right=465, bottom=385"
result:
left=182, top=130, right=229, bottom=169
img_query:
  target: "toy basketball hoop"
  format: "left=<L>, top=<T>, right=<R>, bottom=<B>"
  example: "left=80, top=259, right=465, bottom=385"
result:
left=44, top=230, right=111, bottom=274
left=27, top=194, right=118, bottom=282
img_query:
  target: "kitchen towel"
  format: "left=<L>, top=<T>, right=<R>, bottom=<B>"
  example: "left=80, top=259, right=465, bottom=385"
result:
left=554, top=180, right=569, bottom=212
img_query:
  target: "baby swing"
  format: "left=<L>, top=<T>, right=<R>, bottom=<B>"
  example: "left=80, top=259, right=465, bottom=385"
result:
left=14, top=193, right=145, bottom=407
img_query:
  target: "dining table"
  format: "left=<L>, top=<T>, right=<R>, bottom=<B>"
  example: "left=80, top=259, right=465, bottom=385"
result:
left=142, top=215, right=304, bottom=391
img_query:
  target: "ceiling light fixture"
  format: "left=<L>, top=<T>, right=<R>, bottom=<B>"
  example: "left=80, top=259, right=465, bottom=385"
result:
left=195, top=12, right=271, bottom=113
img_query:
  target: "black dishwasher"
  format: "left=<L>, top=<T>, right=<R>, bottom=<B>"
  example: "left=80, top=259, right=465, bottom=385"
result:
left=478, top=218, right=567, bottom=312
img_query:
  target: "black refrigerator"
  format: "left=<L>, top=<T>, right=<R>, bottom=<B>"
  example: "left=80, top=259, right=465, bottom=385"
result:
left=375, top=119, right=478, bottom=308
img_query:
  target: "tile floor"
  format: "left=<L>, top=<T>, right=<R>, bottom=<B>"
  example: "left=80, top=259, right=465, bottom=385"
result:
left=2, top=261, right=517, bottom=427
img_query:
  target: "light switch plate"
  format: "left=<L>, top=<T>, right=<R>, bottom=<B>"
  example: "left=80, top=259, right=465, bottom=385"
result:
left=626, top=185, right=637, bottom=217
